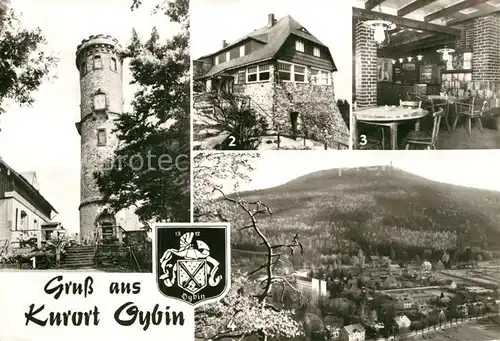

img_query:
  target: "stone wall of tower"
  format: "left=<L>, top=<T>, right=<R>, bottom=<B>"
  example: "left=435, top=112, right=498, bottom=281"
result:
left=76, top=34, right=124, bottom=241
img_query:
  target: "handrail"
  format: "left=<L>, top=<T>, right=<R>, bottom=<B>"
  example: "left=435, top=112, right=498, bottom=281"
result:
left=129, top=247, right=142, bottom=272
left=259, top=132, right=349, bottom=150
left=0, top=239, right=8, bottom=257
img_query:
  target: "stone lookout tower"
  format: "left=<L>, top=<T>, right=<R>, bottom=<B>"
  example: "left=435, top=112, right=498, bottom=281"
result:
left=75, top=34, right=132, bottom=243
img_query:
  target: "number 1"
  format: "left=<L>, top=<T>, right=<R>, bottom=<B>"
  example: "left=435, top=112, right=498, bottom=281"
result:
left=30, top=256, right=36, bottom=269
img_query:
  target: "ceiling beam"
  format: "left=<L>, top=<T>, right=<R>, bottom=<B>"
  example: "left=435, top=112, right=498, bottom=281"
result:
left=424, top=0, right=488, bottom=22
left=383, top=35, right=455, bottom=53
left=446, top=3, right=500, bottom=26
left=390, top=32, right=435, bottom=46
left=397, top=0, right=439, bottom=17
left=365, top=0, right=386, bottom=10
left=353, top=7, right=462, bottom=36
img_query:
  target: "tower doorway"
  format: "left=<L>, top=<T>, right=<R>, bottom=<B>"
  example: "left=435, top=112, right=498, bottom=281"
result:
left=95, top=210, right=117, bottom=243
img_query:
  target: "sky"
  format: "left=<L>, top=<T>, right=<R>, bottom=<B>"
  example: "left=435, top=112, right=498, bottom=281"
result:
left=215, top=150, right=500, bottom=194
left=0, top=0, right=178, bottom=233
left=191, top=0, right=353, bottom=101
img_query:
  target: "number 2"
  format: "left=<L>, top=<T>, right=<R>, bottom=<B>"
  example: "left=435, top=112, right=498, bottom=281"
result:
left=30, top=256, right=36, bottom=269
left=228, top=136, right=236, bottom=147
left=359, top=134, right=367, bottom=146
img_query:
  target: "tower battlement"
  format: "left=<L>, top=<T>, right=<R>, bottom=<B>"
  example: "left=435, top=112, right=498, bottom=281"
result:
left=75, top=34, right=122, bottom=68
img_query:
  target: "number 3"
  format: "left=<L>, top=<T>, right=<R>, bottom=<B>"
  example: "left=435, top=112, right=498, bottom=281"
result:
left=228, top=136, right=236, bottom=147
left=359, top=134, right=367, bottom=146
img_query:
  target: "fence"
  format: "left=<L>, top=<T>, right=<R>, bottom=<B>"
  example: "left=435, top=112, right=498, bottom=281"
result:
left=262, top=132, right=349, bottom=150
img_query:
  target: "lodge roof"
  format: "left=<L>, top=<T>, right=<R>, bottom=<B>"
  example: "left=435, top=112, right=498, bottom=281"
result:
left=197, top=15, right=337, bottom=78
left=0, top=157, right=58, bottom=215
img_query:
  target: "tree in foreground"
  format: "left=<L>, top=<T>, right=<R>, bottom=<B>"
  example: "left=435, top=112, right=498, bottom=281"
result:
left=195, top=188, right=305, bottom=341
left=95, top=0, right=190, bottom=225
left=194, top=89, right=269, bottom=150
left=0, top=0, right=57, bottom=117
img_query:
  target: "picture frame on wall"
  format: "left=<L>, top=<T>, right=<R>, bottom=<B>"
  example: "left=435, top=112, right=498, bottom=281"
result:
left=377, top=58, right=393, bottom=82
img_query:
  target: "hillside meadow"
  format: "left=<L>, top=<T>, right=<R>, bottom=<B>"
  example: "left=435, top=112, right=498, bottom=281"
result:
left=198, top=167, right=500, bottom=267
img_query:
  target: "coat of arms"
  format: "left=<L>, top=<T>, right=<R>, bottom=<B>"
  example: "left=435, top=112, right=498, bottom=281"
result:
left=156, top=224, right=230, bottom=307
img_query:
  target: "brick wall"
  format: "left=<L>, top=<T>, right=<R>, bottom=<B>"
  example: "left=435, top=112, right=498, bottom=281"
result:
left=471, top=14, right=500, bottom=82
left=354, top=21, right=378, bottom=108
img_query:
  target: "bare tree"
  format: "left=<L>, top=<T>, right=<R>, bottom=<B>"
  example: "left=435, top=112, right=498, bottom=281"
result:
left=195, top=188, right=305, bottom=341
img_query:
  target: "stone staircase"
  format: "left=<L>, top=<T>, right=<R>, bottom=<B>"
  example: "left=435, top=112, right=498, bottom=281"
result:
left=63, top=245, right=95, bottom=268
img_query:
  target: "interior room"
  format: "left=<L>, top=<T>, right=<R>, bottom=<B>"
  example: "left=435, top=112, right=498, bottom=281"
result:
left=352, top=0, right=500, bottom=150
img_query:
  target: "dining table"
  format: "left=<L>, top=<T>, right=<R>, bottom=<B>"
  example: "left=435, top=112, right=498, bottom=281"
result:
left=352, top=106, right=429, bottom=150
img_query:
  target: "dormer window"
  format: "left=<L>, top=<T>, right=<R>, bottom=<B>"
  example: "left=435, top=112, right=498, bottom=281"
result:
left=239, top=45, right=245, bottom=57
left=110, top=57, right=117, bottom=71
left=295, top=40, right=305, bottom=52
left=93, top=93, right=106, bottom=111
left=215, top=56, right=219, bottom=65
left=313, top=47, right=321, bottom=57
left=93, top=55, right=103, bottom=69
left=97, top=129, right=107, bottom=146
left=226, top=51, right=230, bottom=62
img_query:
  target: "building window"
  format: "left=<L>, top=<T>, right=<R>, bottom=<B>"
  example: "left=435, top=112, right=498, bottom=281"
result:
left=293, top=65, right=306, bottom=82
left=20, top=210, right=28, bottom=230
left=246, top=64, right=270, bottom=83
left=226, top=51, right=230, bottom=62
left=239, top=45, right=245, bottom=57
left=97, top=129, right=107, bottom=146
left=237, top=71, right=245, bottom=84
left=295, top=40, right=305, bottom=52
left=258, top=64, right=270, bottom=81
left=93, top=55, right=103, bottom=69
left=33, top=219, right=38, bottom=230
left=310, top=69, right=319, bottom=83
left=110, top=57, right=117, bottom=71
left=278, top=62, right=291, bottom=81
left=15, top=208, right=18, bottom=230
left=313, top=47, right=321, bottom=57
left=247, top=66, right=257, bottom=82
left=310, top=68, right=331, bottom=85
left=93, top=93, right=106, bottom=111
left=215, top=55, right=219, bottom=65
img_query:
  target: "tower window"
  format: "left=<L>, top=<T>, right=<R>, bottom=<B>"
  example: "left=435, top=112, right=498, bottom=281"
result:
left=81, top=61, right=88, bottom=76
left=110, top=57, right=117, bottom=71
left=93, top=55, right=103, bottom=69
left=97, top=129, right=107, bottom=146
left=93, top=93, right=106, bottom=111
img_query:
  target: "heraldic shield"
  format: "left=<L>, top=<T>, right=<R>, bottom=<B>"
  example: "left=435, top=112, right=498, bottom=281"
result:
left=156, top=224, right=231, bottom=307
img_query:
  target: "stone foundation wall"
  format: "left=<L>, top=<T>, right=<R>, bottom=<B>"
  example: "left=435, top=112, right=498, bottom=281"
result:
left=233, top=64, right=275, bottom=120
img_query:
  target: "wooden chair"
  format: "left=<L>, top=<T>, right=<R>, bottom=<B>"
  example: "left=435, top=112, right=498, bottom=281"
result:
left=404, top=108, right=445, bottom=150
left=452, top=97, right=488, bottom=136
left=421, top=96, right=451, bottom=133
left=400, top=100, right=422, bottom=109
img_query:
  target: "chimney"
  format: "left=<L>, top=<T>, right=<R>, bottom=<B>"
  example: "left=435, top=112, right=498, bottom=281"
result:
left=268, top=13, right=275, bottom=28
left=222, top=40, right=228, bottom=48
